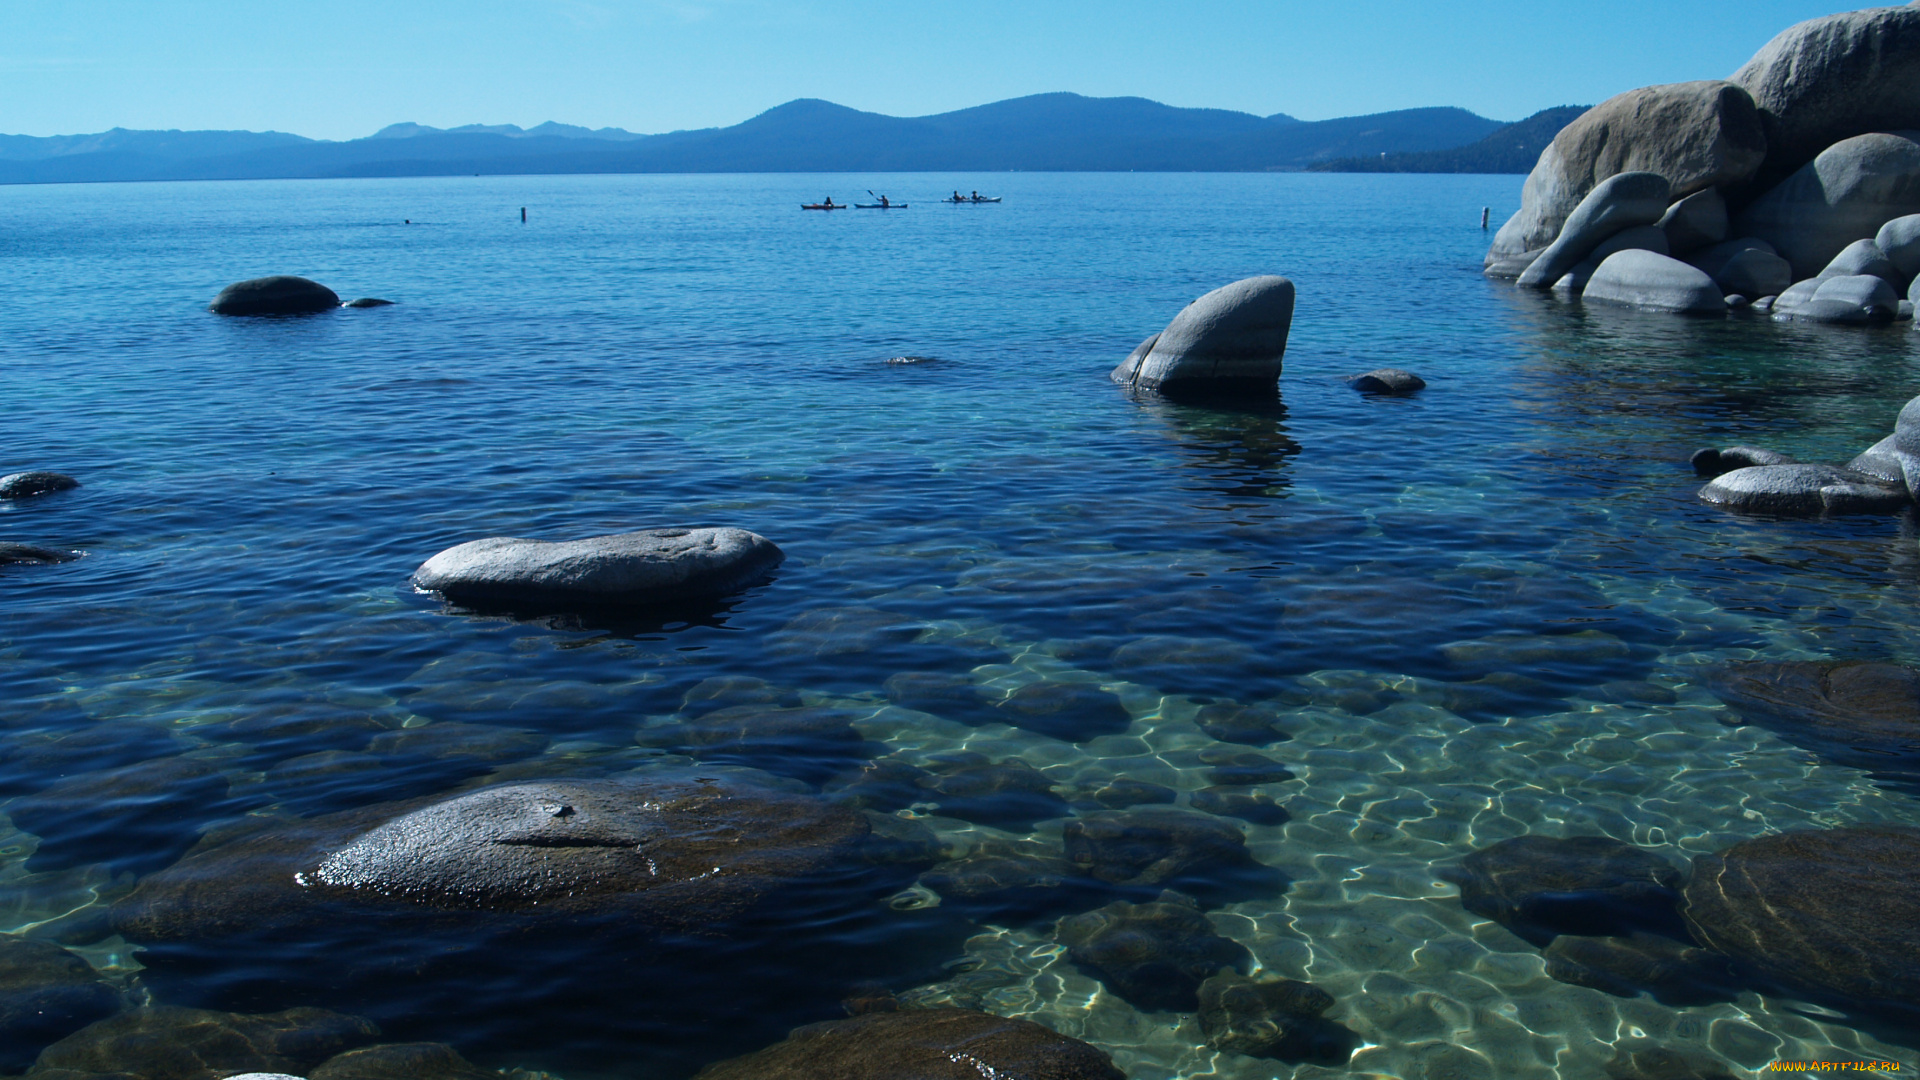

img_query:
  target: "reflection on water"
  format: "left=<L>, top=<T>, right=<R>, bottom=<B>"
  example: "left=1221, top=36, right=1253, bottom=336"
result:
left=3, top=172, right=1920, bottom=1079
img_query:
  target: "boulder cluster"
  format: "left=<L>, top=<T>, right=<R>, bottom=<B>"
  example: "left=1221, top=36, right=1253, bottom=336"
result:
left=1693, top=389, right=1920, bottom=516
left=1489, top=5, right=1920, bottom=324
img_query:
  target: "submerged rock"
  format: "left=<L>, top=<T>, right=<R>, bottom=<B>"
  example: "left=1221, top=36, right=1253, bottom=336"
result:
left=1189, top=786, right=1290, bottom=827
left=1543, top=932, right=1740, bottom=1006
left=1192, top=701, right=1293, bottom=746
left=1442, top=835, right=1686, bottom=946
left=913, top=757, right=1069, bottom=830
left=994, top=682, right=1132, bottom=742
left=1683, top=825, right=1920, bottom=1019
left=208, top=276, right=341, bottom=316
left=1197, top=973, right=1357, bottom=1064
left=1346, top=368, right=1425, bottom=393
left=1062, top=808, right=1271, bottom=898
left=0, top=939, right=121, bottom=1070
left=341, top=298, right=394, bottom=309
left=1087, top=778, right=1178, bottom=809
left=1110, top=276, right=1295, bottom=399
left=1057, top=892, right=1251, bottom=1011
left=26, top=1006, right=378, bottom=1080
left=918, top=840, right=1107, bottom=922
left=1697, top=463, right=1909, bottom=516
left=0, top=544, right=77, bottom=566
left=308, top=1042, right=492, bottom=1080
left=0, top=473, right=78, bottom=500
left=1704, top=660, right=1920, bottom=787
left=881, top=671, right=997, bottom=726
left=689, top=1007, right=1125, bottom=1080
left=413, top=527, right=783, bottom=609
left=1689, top=445, right=1794, bottom=477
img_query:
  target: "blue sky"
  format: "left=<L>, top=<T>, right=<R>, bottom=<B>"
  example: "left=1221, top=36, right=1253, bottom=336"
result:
left=2, top=1, right=1872, bottom=140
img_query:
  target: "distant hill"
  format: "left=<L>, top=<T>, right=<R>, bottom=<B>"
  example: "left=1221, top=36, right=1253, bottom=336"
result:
left=1306, top=106, right=1590, bottom=174
left=0, top=94, right=1510, bottom=183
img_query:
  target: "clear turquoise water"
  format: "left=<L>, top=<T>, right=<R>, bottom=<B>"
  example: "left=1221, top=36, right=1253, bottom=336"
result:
left=3, top=171, right=1919, bottom=1077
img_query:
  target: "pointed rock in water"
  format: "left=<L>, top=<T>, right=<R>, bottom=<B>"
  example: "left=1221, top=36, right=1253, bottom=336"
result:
left=1442, top=835, right=1686, bottom=947
left=1110, top=276, right=1294, bottom=399
left=1346, top=368, right=1425, bottom=393
left=1197, top=973, right=1357, bottom=1064
left=0, top=543, right=77, bottom=566
left=1057, top=892, right=1252, bottom=1012
left=1488, top=82, right=1763, bottom=271
left=1690, top=445, right=1794, bottom=478
left=688, top=1007, right=1125, bottom=1080
left=1734, top=131, right=1920, bottom=279
left=1697, top=463, right=1909, bottom=516
left=208, top=276, right=341, bottom=316
left=1730, top=4, right=1920, bottom=196
left=0, top=472, right=78, bottom=500
left=1580, top=250, right=1727, bottom=314
left=412, top=526, right=783, bottom=609
left=27, top=1006, right=378, bottom=1080
left=1518, top=172, right=1673, bottom=289
left=1682, top=825, right=1920, bottom=1020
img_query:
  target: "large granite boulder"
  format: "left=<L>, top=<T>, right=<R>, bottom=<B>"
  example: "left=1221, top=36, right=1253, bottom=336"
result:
left=1705, top=660, right=1920, bottom=789
left=412, top=527, right=783, bottom=609
left=1580, top=250, right=1727, bottom=314
left=1878, top=213, right=1920, bottom=277
left=24, top=1006, right=378, bottom=1080
left=113, top=773, right=870, bottom=942
left=1683, top=826, right=1920, bottom=1018
left=1517, top=172, right=1673, bottom=288
left=1734, top=131, right=1920, bottom=279
left=1685, top=237, right=1777, bottom=280
left=1550, top=225, right=1669, bottom=295
left=0, top=473, right=78, bottom=500
left=1109, top=276, right=1294, bottom=398
left=1697, top=463, right=1909, bottom=515
left=1656, top=188, right=1729, bottom=254
left=689, top=1008, right=1126, bottom=1080
left=1775, top=273, right=1901, bottom=323
left=1819, top=237, right=1903, bottom=284
left=1487, top=82, right=1765, bottom=271
left=1057, top=892, right=1251, bottom=1011
left=1440, top=835, right=1686, bottom=947
left=1730, top=4, right=1920, bottom=195
left=208, top=277, right=340, bottom=316
left=1714, top=247, right=1794, bottom=298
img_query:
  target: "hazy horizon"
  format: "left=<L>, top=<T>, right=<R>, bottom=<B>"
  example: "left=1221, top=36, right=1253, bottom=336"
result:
left=3, top=1, right=1871, bottom=141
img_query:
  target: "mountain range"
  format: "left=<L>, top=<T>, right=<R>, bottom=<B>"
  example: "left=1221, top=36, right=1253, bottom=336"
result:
left=0, top=93, right=1549, bottom=184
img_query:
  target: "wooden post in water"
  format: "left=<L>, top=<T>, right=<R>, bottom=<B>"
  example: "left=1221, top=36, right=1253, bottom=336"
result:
left=1480, top=207, right=1490, bottom=229
left=521, top=207, right=527, bottom=223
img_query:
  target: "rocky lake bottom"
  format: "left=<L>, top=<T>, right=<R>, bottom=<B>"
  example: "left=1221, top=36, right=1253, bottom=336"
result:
left=3, top=172, right=1920, bottom=1079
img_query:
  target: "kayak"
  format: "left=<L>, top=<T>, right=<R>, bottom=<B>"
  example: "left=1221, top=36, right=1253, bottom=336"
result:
left=854, top=203, right=908, bottom=209
left=945, top=197, right=1002, bottom=203
left=801, top=203, right=847, bottom=210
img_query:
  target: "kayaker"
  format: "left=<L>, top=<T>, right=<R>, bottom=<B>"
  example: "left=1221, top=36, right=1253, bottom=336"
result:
left=822, top=196, right=835, bottom=208
left=952, top=191, right=962, bottom=202
left=971, top=190, right=980, bottom=201
left=879, top=194, right=890, bottom=207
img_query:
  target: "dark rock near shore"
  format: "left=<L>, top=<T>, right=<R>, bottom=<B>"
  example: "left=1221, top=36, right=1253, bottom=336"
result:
left=1057, top=891, right=1251, bottom=1011
left=308, top=1042, right=490, bottom=1080
left=689, top=1007, right=1126, bottom=1080
left=25, top=1006, right=378, bottom=1080
left=1689, top=445, right=1794, bottom=477
left=1704, top=660, right=1920, bottom=789
left=0, top=473, right=78, bottom=500
left=341, top=298, right=394, bottom=309
left=0, top=939, right=121, bottom=1071
left=208, top=277, right=341, bottom=316
left=1110, top=276, right=1295, bottom=399
left=1697, top=463, right=1910, bottom=516
left=0, top=544, right=77, bottom=566
left=1197, top=973, right=1357, bottom=1064
left=413, top=527, right=783, bottom=610
left=1347, top=368, right=1426, bottom=393
left=1442, top=835, right=1686, bottom=946
left=1682, top=825, right=1920, bottom=1020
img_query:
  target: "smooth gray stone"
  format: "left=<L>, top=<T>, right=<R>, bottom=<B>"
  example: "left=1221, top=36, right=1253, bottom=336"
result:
left=413, top=526, right=783, bottom=608
left=1848, top=434, right=1905, bottom=485
left=1908, top=268, right=1920, bottom=308
left=1551, top=225, right=1670, bottom=295
left=1686, top=237, right=1778, bottom=280
left=1753, top=295, right=1778, bottom=312
left=0, top=471, right=78, bottom=499
left=1716, top=248, right=1794, bottom=298
left=208, top=276, right=340, bottom=316
left=1891, top=392, right=1920, bottom=495
left=1483, top=247, right=1543, bottom=280
left=1775, top=274, right=1901, bottom=324
left=1903, top=299, right=1915, bottom=320
left=343, top=297, right=393, bottom=308
left=1486, top=82, right=1765, bottom=264
left=1726, top=294, right=1751, bottom=308
left=1691, top=446, right=1795, bottom=478
left=1878, top=213, right=1920, bottom=278
left=1734, top=131, right=1920, bottom=280
left=1112, top=276, right=1294, bottom=398
left=1346, top=368, right=1426, bottom=394
left=1731, top=5, right=1920, bottom=194
left=1698, top=464, right=1910, bottom=516
left=1819, top=238, right=1902, bottom=286
left=1657, top=188, right=1729, bottom=254
left=0, top=543, right=77, bottom=565
left=1518, top=172, right=1674, bottom=289
left=1580, top=250, right=1727, bottom=314
left=1769, top=277, right=1823, bottom=316
left=1109, top=332, right=1159, bottom=385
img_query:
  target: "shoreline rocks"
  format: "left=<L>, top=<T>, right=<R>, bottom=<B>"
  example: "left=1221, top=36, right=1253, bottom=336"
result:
left=1111, top=276, right=1294, bottom=399
left=413, top=526, right=783, bottom=609
left=1580, top=250, right=1726, bottom=314
left=1518, top=173, right=1673, bottom=289
left=209, top=276, right=341, bottom=316
left=1697, top=463, right=1910, bottom=516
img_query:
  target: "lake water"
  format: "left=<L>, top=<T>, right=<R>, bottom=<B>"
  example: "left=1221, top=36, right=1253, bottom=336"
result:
left=3, top=171, right=1919, bottom=1079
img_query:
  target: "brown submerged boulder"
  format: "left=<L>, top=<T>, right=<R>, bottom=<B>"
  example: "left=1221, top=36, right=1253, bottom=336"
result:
left=1442, top=835, right=1685, bottom=946
left=22, top=1007, right=377, bottom=1080
left=690, top=1008, right=1125, bottom=1080
left=308, top=1042, right=492, bottom=1080
left=1682, top=825, right=1920, bottom=1018
left=1704, top=660, right=1920, bottom=787
left=1057, top=892, right=1251, bottom=1012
